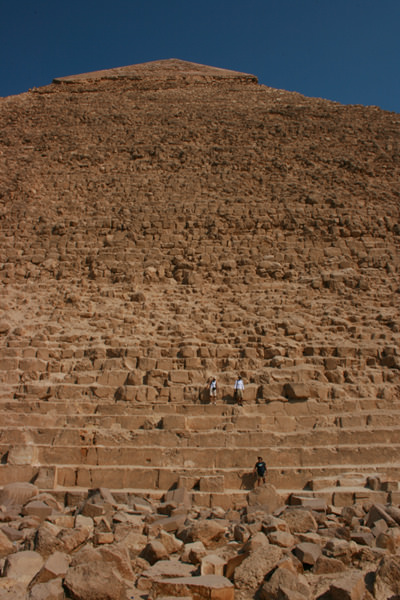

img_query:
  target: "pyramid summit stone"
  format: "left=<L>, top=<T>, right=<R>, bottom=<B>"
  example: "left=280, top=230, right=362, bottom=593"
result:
left=53, top=58, right=258, bottom=84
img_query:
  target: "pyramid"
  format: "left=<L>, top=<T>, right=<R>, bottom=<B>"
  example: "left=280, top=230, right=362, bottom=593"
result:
left=0, top=59, right=399, bottom=504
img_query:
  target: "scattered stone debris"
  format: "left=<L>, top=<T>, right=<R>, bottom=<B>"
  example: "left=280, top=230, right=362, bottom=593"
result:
left=0, top=481, right=399, bottom=598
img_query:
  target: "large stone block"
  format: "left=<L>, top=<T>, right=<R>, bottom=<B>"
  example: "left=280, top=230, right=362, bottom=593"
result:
left=169, top=370, right=189, bottom=384
left=152, top=574, right=234, bottom=600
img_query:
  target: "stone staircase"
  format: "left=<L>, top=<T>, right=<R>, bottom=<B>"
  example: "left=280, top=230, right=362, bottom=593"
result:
left=1, top=328, right=399, bottom=506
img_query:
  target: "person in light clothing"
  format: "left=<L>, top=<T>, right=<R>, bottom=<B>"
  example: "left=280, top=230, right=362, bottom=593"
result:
left=209, top=378, right=217, bottom=404
left=234, top=375, right=244, bottom=406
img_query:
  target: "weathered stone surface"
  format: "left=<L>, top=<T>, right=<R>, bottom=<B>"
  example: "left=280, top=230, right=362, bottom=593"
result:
left=22, top=500, right=53, bottom=521
left=0, top=529, right=15, bottom=558
left=365, top=503, right=397, bottom=528
left=64, top=545, right=133, bottom=600
left=141, top=539, right=169, bottom=565
left=182, top=540, right=207, bottom=564
left=31, top=551, right=70, bottom=585
left=177, top=519, right=226, bottom=546
left=0, top=482, right=38, bottom=507
left=293, top=542, right=322, bottom=566
left=200, top=553, right=226, bottom=576
left=3, top=550, right=44, bottom=585
left=29, top=577, right=65, bottom=600
left=329, top=571, right=366, bottom=600
left=152, top=574, right=234, bottom=600
left=313, top=555, right=346, bottom=574
left=280, top=508, right=318, bottom=534
left=234, top=545, right=282, bottom=589
left=260, top=567, right=310, bottom=600
left=267, top=530, right=295, bottom=548
left=373, top=554, right=400, bottom=599
left=247, top=484, right=283, bottom=512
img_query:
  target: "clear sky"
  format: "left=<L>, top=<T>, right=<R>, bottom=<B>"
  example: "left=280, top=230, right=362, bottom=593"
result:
left=1, top=0, right=400, bottom=113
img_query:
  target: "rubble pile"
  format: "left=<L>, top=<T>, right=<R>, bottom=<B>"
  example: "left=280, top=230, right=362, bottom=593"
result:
left=1, top=481, right=400, bottom=599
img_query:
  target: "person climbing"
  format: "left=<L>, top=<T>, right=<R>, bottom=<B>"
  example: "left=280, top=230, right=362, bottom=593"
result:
left=254, top=456, right=267, bottom=486
left=234, top=375, right=244, bottom=406
left=209, top=377, right=217, bottom=404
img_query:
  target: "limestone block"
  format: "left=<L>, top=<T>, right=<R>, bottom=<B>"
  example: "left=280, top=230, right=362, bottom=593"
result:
left=34, top=467, right=56, bottom=490
left=234, top=545, right=282, bottom=590
left=169, top=370, right=189, bottom=384
left=332, top=491, right=355, bottom=507
left=0, top=481, right=38, bottom=506
left=146, top=369, right=168, bottom=386
left=243, top=384, right=258, bottom=402
left=323, top=538, right=353, bottom=564
left=289, top=495, right=327, bottom=511
left=153, top=513, right=187, bottom=535
left=283, top=383, right=310, bottom=401
left=156, top=358, right=174, bottom=370
left=183, top=541, right=207, bottom=564
left=247, top=484, right=283, bottom=513
left=329, top=571, right=366, bottom=600
left=64, top=546, right=132, bottom=600
left=97, top=370, right=127, bottom=386
left=366, top=504, right=397, bottom=528
left=138, top=357, right=157, bottom=370
left=199, top=476, right=224, bottom=493
left=157, top=470, right=180, bottom=491
left=161, top=415, right=186, bottom=430
left=141, top=539, right=169, bottom=565
left=313, top=556, right=346, bottom=574
left=178, top=519, right=226, bottom=546
left=179, top=346, right=198, bottom=358
left=274, top=415, right=296, bottom=432
left=389, top=491, right=400, bottom=504
left=19, top=358, right=47, bottom=372
left=293, top=542, right=322, bottom=566
left=373, top=554, right=400, bottom=598
left=281, top=508, right=318, bottom=534
left=185, top=357, right=202, bottom=369
left=201, top=554, right=225, bottom=576
left=169, top=386, right=184, bottom=402
left=260, top=567, right=310, bottom=600
left=32, top=551, right=70, bottom=585
left=7, top=445, right=39, bottom=466
left=152, top=574, right=234, bottom=600
left=210, top=493, right=238, bottom=510
left=259, top=383, right=285, bottom=400
left=3, top=550, right=44, bottom=585
left=268, top=530, right=295, bottom=548
left=0, top=358, right=19, bottom=370
left=22, top=500, right=52, bottom=521
left=29, top=578, right=65, bottom=600
left=0, top=530, right=15, bottom=558
left=123, top=468, right=159, bottom=489
left=156, top=530, right=184, bottom=554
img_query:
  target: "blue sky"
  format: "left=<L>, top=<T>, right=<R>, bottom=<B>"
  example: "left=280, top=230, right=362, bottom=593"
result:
left=1, top=0, right=400, bottom=113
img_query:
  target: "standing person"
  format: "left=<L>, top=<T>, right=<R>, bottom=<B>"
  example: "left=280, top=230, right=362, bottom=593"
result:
left=234, top=375, right=244, bottom=406
left=254, top=456, right=267, bottom=486
left=209, top=377, right=217, bottom=404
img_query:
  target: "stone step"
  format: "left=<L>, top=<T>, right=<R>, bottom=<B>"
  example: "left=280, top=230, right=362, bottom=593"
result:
left=2, top=462, right=400, bottom=495
left=2, top=425, right=400, bottom=447
left=3, top=441, right=400, bottom=472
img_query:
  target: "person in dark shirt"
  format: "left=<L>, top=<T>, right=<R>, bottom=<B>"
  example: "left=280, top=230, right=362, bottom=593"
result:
left=254, top=456, right=267, bottom=486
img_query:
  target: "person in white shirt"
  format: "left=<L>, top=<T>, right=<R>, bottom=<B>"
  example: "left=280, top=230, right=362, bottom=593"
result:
left=209, top=378, right=217, bottom=404
left=234, top=375, right=244, bottom=405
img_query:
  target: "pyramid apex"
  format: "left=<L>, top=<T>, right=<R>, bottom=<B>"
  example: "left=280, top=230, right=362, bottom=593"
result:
left=53, top=59, right=258, bottom=84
